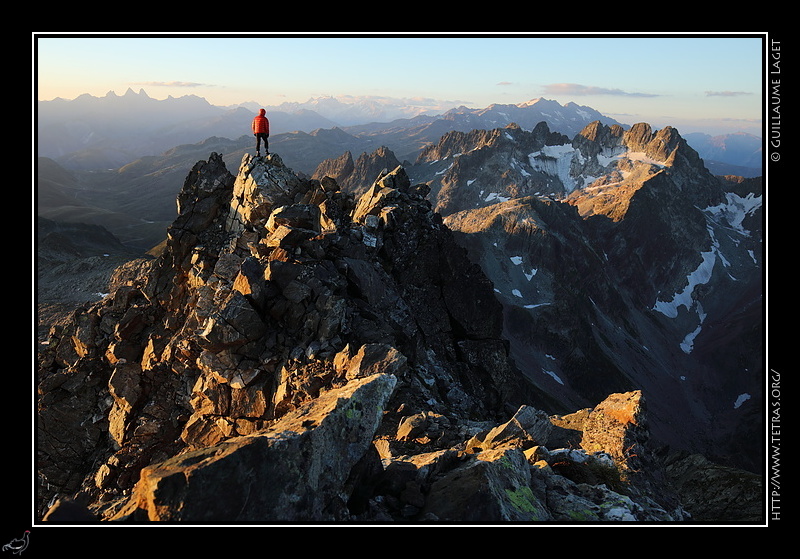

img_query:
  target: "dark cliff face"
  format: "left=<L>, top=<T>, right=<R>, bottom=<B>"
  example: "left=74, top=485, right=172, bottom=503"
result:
left=36, top=151, right=533, bottom=520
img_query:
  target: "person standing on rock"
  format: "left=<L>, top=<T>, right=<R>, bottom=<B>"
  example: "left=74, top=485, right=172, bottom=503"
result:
left=252, top=108, right=270, bottom=156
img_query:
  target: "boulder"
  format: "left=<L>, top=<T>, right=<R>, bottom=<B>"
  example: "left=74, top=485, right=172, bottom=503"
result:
left=344, top=343, right=408, bottom=381
left=114, top=373, right=397, bottom=522
left=422, top=448, right=551, bottom=521
left=580, top=390, right=648, bottom=478
left=466, top=405, right=553, bottom=452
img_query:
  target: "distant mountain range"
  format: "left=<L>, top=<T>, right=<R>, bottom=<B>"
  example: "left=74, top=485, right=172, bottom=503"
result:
left=683, top=131, right=762, bottom=174
left=36, top=89, right=765, bottom=256
left=37, top=89, right=762, bottom=177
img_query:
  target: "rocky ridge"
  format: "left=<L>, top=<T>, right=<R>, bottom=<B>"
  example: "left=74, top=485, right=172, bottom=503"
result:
left=311, top=145, right=403, bottom=199
left=37, top=151, right=762, bottom=523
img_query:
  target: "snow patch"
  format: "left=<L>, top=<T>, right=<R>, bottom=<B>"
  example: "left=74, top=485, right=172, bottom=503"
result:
left=542, top=369, right=564, bottom=385
left=680, top=324, right=702, bottom=354
left=734, top=393, right=751, bottom=409
left=435, top=163, right=453, bottom=176
left=624, top=151, right=667, bottom=168
left=596, top=147, right=627, bottom=167
left=485, top=192, right=511, bottom=203
left=680, top=304, right=707, bottom=354
left=653, top=250, right=716, bottom=318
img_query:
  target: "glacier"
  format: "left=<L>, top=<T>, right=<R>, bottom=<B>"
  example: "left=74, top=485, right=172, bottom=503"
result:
left=704, top=191, right=762, bottom=235
left=528, top=144, right=577, bottom=192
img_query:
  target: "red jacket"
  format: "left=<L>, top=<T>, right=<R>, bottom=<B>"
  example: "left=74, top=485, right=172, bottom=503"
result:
left=252, top=109, right=269, bottom=135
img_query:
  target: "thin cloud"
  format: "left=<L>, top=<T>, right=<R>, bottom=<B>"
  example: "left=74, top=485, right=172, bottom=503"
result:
left=543, top=83, right=659, bottom=98
left=705, top=90, right=752, bottom=97
left=320, top=94, right=468, bottom=111
left=131, top=81, right=210, bottom=88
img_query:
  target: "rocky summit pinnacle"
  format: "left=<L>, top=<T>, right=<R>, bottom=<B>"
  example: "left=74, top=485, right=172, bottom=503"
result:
left=37, top=150, right=762, bottom=524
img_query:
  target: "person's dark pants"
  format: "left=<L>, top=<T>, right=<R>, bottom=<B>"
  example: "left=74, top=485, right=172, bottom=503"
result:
left=255, top=133, right=269, bottom=154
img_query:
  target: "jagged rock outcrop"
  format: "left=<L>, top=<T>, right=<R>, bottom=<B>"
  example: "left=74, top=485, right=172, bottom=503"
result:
left=412, top=122, right=572, bottom=216
left=37, top=151, right=525, bottom=520
left=37, top=150, right=761, bottom=524
left=310, top=150, right=355, bottom=188
left=311, top=146, right=402, bottom=199
left=567, top=122, right=724, bottom=224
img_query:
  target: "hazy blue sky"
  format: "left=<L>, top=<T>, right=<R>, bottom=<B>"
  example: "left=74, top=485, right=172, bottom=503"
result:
left=34, top=33, right=766, bottom=136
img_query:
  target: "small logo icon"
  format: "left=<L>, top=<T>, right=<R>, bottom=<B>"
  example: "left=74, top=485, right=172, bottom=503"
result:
left=2, top=531, right=29, bottom=555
